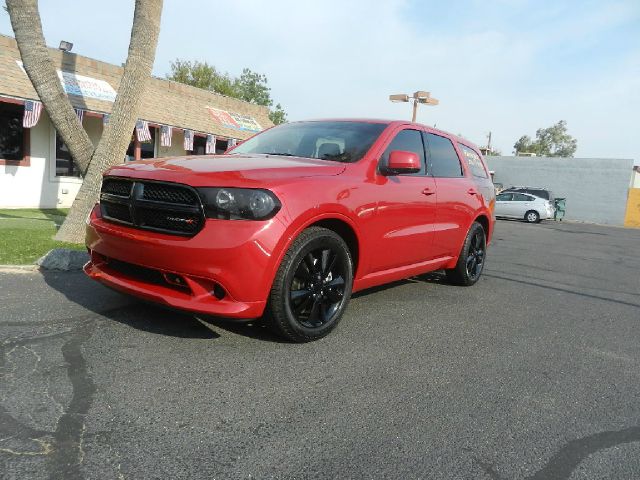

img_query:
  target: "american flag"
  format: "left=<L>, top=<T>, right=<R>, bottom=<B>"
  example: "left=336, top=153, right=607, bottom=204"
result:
left=205, top=134, right=216, bottom=154
left=183, top=129, right=194, bottom=151
left=102, top=114, right=110, bottom=126
left=228, top=138, right=237, bottom=148
left=23, top=100, right=43, bottom=128
left=160, top=125, right=172, bottom=147
left=75, top=108, right=84, bottom=124
left=135, top=120, right=152, bottom=142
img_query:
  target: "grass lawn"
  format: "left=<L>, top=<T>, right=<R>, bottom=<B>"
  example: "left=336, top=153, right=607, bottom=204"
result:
left=0, top=209, right=85, bottom=265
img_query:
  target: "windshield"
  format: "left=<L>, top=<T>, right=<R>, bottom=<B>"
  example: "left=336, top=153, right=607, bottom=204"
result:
left=230, top=121, right=388, bottom=163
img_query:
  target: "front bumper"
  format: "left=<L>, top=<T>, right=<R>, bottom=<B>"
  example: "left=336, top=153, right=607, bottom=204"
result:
left=84, top=205, right=286, bottom=319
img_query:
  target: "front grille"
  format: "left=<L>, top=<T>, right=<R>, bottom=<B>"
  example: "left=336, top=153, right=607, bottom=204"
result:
left=102, top=178, right=133, bottom=197
left=142, top=183, right=199, bottom=205
left=99, top=177, right=204, bottom=236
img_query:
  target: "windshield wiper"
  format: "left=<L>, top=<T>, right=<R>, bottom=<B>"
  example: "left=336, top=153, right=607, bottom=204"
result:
left=265, top=152, right=296, bottom=156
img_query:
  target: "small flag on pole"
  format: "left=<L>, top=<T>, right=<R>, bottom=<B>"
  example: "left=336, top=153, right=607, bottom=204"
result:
left=23, top=100, right=43, bottom=128
left=135, top=120, right=152, bottom=142
left=75, top=108, right=84, bottom=124
left=228, top=138, right=237, bottom=148
left=102, top=113, right=110, bottom=126
left=160, top=125, right=172, bottom=147
left=183, top=129, right=194, bottom=151
left=205, top=134, right=216, bottom=154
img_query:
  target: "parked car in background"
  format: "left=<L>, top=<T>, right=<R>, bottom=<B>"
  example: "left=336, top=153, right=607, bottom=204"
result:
left=495, top=191, right=555, bottom=223
left=502, top=186, right=555, bottom=202
left=85, top=119, right=495, bottom=342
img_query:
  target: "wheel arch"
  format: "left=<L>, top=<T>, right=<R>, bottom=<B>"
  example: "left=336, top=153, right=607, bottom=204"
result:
left=474, top=213, right=491, bottom=243
left=308, top=217, right=360, bottom=274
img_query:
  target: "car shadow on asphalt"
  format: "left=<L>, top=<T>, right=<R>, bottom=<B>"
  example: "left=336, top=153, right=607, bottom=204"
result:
left=40, top=269, right=454, bottom=343
left=40, top=270, right=293, bottom=342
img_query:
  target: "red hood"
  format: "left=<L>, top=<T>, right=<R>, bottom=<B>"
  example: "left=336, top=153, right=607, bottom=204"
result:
left=104, top=154, right=346, bottom=188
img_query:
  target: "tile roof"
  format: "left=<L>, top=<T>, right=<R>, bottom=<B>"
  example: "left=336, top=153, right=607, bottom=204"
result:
left=0, top=34, right=273, bottom=140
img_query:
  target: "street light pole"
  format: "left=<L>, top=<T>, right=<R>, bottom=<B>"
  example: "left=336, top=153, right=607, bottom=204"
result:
left=389, top=91, right=439, bottom=122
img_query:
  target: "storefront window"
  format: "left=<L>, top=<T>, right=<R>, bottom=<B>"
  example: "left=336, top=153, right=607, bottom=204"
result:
left=0, top=102, right=25, bottom=161
left=190, top=135, right=228, bottom=155
left=141, top=127, right=156, bottom=159
left=55, top=132, right=81, bottom=177
left=125, top=127, right=156, bottom=161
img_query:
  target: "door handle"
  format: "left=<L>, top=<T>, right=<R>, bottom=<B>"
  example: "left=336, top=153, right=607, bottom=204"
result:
left=467, top=188, right=478, bottom=195
left=422, top=187, right=435, bottom=196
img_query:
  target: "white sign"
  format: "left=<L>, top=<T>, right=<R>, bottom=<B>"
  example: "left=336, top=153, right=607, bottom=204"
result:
left=16, top=60, right=117, bottom=102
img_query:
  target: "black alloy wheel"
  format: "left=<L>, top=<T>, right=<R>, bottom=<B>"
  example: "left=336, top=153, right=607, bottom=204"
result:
left=465, top=229, right=485, bottom=282
left=268, top=227, right=353, bottom=342
left=445, top=221, right=487, bottom=286
left=289, top=248, right=347, bottom=328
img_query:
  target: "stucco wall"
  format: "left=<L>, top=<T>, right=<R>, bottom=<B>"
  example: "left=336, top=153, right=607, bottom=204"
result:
left=486, top=156, right=635, bottom=226
left=0, top=113, right=101, bottom=209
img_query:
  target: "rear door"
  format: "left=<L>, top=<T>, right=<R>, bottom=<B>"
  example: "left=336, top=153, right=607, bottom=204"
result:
left=368, top=128, right=438, bottom=272
left=426, top=133, right=481, bottom=258
left=511, top=193, right=534, bottom=218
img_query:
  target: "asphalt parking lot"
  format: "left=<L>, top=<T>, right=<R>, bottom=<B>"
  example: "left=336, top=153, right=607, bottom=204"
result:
left=1, top=219, right=640, bottom=479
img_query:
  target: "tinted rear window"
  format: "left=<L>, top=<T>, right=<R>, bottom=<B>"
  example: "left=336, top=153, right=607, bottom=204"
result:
left=458, top=143, right=488, bottom=178
left=427, top=133, right=463, bottom=177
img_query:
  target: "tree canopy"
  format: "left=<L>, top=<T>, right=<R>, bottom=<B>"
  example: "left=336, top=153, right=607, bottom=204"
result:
left=167, top=60, right=287, bottom=125
left=513, top=120, right=577, bottom=157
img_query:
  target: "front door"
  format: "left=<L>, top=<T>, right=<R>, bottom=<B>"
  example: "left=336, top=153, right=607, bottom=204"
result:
left=368, top=128, right=438, bottom=272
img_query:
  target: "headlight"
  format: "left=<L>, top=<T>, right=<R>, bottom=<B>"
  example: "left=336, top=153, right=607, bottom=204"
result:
left=197, top=187, right=281, bottom=220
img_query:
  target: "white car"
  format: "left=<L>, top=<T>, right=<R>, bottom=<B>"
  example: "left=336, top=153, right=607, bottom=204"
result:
left=494, top=192, right=554, bottom=223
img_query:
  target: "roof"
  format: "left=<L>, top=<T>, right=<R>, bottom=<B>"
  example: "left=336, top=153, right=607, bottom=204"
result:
left=0, top=34, right=273, bottom=140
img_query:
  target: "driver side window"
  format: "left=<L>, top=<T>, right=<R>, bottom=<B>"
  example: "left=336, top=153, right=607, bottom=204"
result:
left=379, top=129, right=426, bottom=176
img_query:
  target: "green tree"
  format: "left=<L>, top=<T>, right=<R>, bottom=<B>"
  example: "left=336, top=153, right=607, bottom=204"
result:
left=167, top=59, right=236, bottom=96
left=167, top=61, right=288, bottom=125
left=513, top=120, right=577, bottom=157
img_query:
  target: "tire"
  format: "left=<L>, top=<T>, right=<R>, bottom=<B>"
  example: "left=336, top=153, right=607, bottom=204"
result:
left=525, top=210, right=540, bottom=223
left=266, top=227, right=353, bottom=342
left=445, top=222, right=487, bottom=286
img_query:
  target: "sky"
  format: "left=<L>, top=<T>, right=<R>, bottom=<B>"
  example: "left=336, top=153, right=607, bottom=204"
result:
left=1, top=0, right=639, bottom=160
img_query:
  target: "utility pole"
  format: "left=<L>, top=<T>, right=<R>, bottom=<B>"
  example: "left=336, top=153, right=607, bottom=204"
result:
left=389, top=91, right=439, bottom=122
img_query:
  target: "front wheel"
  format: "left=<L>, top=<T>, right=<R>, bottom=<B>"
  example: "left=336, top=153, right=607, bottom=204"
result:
left=445, top=222, right=487, bottom=286
left=267, top=227, right=353, bottom=342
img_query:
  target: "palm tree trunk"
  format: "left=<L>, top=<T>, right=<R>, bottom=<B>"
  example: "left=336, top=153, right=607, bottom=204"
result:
left=6, top=0, right=94, bottom=173
left=7, top=0, right=164, bottom=243
left=54, top=0, right=163, bottom=243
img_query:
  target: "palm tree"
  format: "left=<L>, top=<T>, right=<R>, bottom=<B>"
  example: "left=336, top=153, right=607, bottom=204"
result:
left=6, top=0, right=163, bottom=242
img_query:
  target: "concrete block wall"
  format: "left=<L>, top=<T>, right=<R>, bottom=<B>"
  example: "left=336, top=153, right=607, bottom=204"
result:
left=486, top=156, right=635, bottom=226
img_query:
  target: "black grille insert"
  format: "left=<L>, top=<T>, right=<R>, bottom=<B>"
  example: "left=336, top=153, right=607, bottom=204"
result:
left=99, top=178, right=204, bottom=236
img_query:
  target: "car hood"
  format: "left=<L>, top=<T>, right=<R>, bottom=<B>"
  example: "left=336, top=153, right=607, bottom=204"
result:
left=105, top=154, right=346, bottom=187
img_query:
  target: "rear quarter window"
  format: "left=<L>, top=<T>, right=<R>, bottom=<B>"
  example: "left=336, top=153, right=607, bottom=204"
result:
left=458, top=143, right=488, bottom=178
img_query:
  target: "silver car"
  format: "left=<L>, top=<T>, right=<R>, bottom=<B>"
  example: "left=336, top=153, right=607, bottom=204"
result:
left=494, top=192, right=555, bottom=223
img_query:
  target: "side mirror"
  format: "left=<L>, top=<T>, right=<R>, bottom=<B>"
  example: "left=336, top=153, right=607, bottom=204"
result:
left=383, top=150, right=421, bottom=175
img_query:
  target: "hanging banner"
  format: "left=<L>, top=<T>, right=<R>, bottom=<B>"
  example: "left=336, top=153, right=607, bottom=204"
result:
left=206, top=106, right=262, bottom=132
left=16, top=60, right=117, bottom=102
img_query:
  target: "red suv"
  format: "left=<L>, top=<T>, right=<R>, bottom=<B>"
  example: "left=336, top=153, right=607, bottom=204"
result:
left=85, top=120, right=495, bottom=342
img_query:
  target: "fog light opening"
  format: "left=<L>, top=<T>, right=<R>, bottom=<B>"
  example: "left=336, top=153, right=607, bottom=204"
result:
left=212, top=283, right=226, bottom=300
left=163, top=272, right=187, bottom=288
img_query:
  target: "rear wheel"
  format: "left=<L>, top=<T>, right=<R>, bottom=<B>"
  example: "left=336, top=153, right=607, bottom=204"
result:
left=525, top=210, right=540, bottom=223
left=445, top=222, right=487, bottom=286
left=267, top=227, right=353, bottom=342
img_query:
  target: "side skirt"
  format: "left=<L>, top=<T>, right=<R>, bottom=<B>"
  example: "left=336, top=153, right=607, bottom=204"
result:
left=353, top=256, right=455, bottom=293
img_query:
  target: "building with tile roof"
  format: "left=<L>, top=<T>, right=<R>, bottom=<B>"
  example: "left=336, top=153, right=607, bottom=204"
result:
left=0, top=34, right=272, bottom=208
